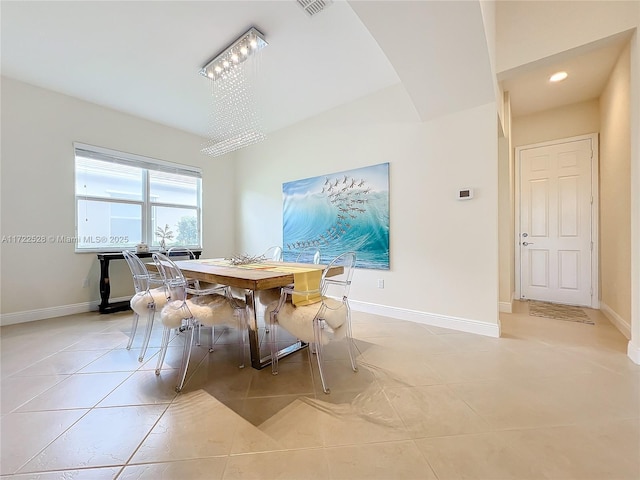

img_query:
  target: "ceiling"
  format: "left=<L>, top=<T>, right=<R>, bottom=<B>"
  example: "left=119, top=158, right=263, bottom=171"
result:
left=0, top=1, right=630, bottom=137
left=500, top=30, right=633, bottom=117
left=1, top=0, right=401, bottom=137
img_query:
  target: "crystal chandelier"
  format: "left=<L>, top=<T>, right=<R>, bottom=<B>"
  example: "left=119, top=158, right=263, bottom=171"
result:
left=200, top=27, right=268, bottom=157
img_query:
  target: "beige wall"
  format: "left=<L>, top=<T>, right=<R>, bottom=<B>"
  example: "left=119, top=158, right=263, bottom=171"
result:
left=507, top=100, right=599, bottom=310
left=508, top=50, right=633, bottom=334
left=480, top=0, right=504, bottom=130
left=498, top=93, right=514, bottom=310
left=234, top=84, right=501, bottom=335
left=0, top=77, right=236, bottom=323
left=497, top=0, right=640, bottom=363
left=630, top=28, right=640, bottom=362
left=511, top=100, right=600, bottom=308
left=600, top=43, right=632, bottom=330
left=496, top=1, right=638, bottom=73
left=512, top=100, right=600, bottom=148
left=506, top=101, right=599, bottom=309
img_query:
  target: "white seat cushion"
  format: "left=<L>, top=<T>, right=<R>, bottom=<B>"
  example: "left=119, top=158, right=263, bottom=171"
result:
left=265, top=297, right=347, bottom=345
left=160, top=294, right=245, bottom=329
left=130, top=287, right=168, bottom=316
left=255, top=287, right=281, bottom=306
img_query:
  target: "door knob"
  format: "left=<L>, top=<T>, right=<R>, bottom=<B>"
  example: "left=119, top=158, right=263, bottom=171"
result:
left=522, top=241, right=534, bottom=246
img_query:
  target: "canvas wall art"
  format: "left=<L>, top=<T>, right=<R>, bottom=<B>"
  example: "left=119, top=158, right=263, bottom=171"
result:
left=282, top=163, right=389, bottom=270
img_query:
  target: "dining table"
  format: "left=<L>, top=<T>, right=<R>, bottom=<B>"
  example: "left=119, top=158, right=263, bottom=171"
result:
left=148, top=257, right=341, bottom=369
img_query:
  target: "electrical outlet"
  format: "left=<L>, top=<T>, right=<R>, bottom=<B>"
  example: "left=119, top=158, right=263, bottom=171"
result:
left=377, top=279, right=384, bottom=289
left=82, top=278, right=89, bottom=288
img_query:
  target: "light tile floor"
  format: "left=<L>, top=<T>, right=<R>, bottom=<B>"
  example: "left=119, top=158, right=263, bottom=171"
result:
left=1, top=302, right=638, bottom=479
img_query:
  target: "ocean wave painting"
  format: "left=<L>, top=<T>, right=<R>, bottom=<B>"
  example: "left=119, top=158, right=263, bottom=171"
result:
left=282, top=163, right=390, bottom=270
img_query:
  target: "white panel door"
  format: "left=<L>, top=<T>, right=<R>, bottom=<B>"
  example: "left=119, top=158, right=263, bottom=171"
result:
left=519, top=138, right=593, bottom=306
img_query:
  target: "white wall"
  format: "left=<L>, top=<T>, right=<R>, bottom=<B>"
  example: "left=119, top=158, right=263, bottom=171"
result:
left=0, top=77, right=236, bottom=324
left=234, top=84, right=500, bottom=336
left=0, top=78, right=501, bottom=337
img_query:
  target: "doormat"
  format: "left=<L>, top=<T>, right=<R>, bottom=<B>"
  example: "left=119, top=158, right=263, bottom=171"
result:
left=528, top=300, right=594, bottom=324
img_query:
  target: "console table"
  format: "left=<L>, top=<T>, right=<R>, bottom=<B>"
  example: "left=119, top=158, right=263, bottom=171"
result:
left=97, top=250, right=202, bottom=314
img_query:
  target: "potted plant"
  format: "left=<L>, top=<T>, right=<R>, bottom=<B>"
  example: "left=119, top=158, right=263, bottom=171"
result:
left=155, top=223, right=174, bottom=252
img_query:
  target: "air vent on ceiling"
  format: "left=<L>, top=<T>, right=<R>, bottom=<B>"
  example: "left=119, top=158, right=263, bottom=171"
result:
left=297, top=0, right=333, bottom=17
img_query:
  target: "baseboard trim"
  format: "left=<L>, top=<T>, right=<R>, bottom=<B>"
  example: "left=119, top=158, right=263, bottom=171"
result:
left=499, top=292, right=515, bottom=313
left=0, top=296, right=130, bottom=326
left=628, top=341, right=640, bottom=365
left=350, top=300, right=501, bottom=338
left=499, top=301, right=512, bottom=313
left=5, top=297, right=501, bottom=339
left=600, top=302, right=631, bottom=339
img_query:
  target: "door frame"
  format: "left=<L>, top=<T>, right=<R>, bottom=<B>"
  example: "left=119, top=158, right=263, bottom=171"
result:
left=514, top=133, right=600, bottom=309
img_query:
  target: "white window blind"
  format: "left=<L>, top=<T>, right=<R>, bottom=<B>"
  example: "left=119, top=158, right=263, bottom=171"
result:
left=74, top=143, right=202, bottom=252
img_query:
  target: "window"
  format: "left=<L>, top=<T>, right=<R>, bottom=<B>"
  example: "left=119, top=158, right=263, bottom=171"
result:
left=74, top=143, right=202, bottom=252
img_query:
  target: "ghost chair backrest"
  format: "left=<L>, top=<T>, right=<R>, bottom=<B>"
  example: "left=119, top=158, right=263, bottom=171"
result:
left=263, top=245, right=283, bottom=261
left=167, top=246, right=197, bottom=260
left=295, top=247, right=321, bottom=264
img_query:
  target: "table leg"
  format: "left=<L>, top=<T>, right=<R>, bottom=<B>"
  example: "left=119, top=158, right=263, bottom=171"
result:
left=98, top=257, right=131, bottom=314
left=246, top=289, right=306, bottom=369
left=98, top=258, right=111, bottom=313
left=245, top=290, right=262, bottom=369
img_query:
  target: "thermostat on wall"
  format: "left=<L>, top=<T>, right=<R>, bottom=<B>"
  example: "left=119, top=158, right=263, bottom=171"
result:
left=457, top=188, right=474, bottom=200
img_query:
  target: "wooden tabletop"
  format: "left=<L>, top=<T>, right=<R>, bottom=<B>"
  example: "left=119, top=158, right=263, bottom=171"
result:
left=149, top=259, right=340, bottom=291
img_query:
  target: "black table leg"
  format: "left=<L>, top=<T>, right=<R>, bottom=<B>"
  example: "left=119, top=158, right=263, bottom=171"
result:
left=97, top=250, right=202, bottom=314
left=98, top=258, right=111, bottom=313
left=98, top=257, right=130, bottom=314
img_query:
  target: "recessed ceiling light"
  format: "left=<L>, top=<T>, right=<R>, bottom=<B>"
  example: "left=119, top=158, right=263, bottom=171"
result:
left=549, top=71, right=568, bottom=82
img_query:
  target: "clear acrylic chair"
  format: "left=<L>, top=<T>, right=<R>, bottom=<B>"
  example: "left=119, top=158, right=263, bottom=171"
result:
left=167, top=246, right=201, bottom=289
left=152, top=252, right=247, bottom=392
left=262, top=245, right=283, bottom=261
left=257, top=246, right=284, bottom=324
left=266, top=251, right=358, bottom=393
left=122, top=250, right=168, bottom=362
left=295, top=247, right=321, bottom=264
left=167, top=246, right=197, bottom=260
